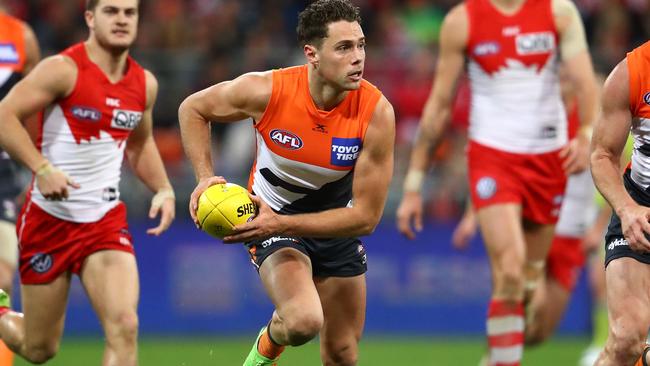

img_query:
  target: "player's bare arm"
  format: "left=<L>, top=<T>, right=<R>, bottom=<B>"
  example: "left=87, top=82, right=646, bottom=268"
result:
left=21, top=21, right=40, bottom=74
left=0, top=55, right=79, bottom=200
left=223, top=95, right=395, bottom=243
left=179, top=71, right=272, bottom=223
left=396, top=4, right=467, bottom=240
left=591, top=60, right=650, bottom=252
left=554, top=0, right=598, bottom=174
left=125, top=70, right=175, bottom=235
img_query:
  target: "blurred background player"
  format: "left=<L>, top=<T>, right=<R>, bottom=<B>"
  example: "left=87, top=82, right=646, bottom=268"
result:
left=0, top=0, right=175, bottom=365
left=0, top=2, right=39, bottom=365
left=396, top=0, right=598, bottom=364
left=591, top=40, right=650, bottom=366
left=179, top=1, right=394, bottom=365
left=451, top=69, right=604, bottom=361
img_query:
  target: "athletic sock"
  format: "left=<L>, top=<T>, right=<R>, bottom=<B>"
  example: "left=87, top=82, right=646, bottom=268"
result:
left=487, top=299, right=524, bottom=366
left=257, top=326, right=285, bottom=360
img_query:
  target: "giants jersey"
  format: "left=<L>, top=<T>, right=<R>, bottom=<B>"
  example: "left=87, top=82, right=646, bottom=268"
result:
left=466, top=0, right=567, bottom=153
left=628, top=41, right=650, bottom=189
left=30, top=43, right=146, bottom=222
left=250, top=65, right=382, bottom=214
left=0, top=13, right=27, bottom=218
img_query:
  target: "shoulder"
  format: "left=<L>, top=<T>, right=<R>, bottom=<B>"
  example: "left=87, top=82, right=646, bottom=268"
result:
left=32, top=55, right=78, bottom=82
left=440, top=4, right=468, bottom=48
left=370, top=95, right=395, bottom=128
left=143, top=69, right=158, bottom=106
left=552, top=0, right=581, bottom=33
left=602, top=59, right=629, bottom=110
left=229, top=70, right=273, bottom=109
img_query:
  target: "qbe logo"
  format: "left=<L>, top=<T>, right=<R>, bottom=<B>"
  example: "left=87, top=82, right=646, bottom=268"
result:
left=30, top=253, right=53, bottom=273
left=331, top=137, right=362, bottom=167
left=111, top=109, right=142, bottom=130
left=515, top=32, right=555, bottom=55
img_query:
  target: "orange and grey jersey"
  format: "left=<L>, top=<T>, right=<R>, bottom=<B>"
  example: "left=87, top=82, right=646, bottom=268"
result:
left=250, top=65, right=382, bottom=214
left=0, top=13, right=28, bottom=221
left=627, top=41, right=650, bottom=189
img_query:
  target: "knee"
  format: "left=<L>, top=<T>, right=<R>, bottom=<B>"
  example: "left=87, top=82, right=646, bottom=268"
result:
left=105, top=311, right=139, bottom=343
left=605, top=322, right=646, bottom=363
left=322, top=341, right=358, bottom=366
left=283, top=311, right=323, bottom=346
left=24, top=343, right=58, bottom=364
left=494, top=266, right=524, bottom=299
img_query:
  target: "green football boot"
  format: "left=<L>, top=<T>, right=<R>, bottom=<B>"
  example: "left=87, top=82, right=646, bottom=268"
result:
left=0, top=289, right=10, bottom=309
left=242, top=327, right=279, bottom=366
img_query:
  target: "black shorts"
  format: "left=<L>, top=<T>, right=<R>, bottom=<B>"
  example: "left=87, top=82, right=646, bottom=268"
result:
left=604, top=170, right=650, bottom=267
left=245, top=236, right=367, bottom=277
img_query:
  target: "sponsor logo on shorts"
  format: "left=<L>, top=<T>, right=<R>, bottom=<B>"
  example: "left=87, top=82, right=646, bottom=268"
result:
left=30, top=253, right=53, bottom=273
left=119, top=236, right=131, bottom=246
left=644, top=92, right=650, bottom=106
left=515, top=32, right=555, bottom=55
left=331, top=137, right=362, bottom=167
left=111, top=109, right=142, bottom=130
left=607, top=238, right=628, bottom=251
left=260, top=236, right=298, bottom=248
left=476, top=177, right=497, bottom=200
left=2, top=199, right=15, bottom=220
left=473, top=41, right=500, bottom=56
left=270, top=129, right=303, bottom=150
left=358, top=244, right=367, bottom=265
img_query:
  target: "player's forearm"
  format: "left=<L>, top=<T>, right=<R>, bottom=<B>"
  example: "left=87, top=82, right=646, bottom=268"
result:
left=591, top=149, right=635, bottom=216
left=126, top=137, right=172, bottom=193
left=179, top=98, right=214, bottom=181
left=404, top=102, right=451, bottom=192
left=278, top=206, right=381, bottom=238
left=0, top=112, right=46, bottom=172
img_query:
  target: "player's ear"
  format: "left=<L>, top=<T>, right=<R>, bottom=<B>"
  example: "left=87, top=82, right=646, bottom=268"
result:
left=84, top=10, right=95, bottom=30
left=304, top=44, right=319, bottom=68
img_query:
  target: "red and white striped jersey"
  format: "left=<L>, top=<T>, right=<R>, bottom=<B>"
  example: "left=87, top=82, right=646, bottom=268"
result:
left=30, top=43, right=146, bottom=222
left=466, top=0, right=566, bottom=153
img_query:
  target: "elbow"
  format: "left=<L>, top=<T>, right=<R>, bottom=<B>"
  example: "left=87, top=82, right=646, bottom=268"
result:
left=357, top=215, right=381, bottom=236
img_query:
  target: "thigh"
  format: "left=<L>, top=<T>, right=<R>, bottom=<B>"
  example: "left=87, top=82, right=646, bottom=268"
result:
left=0, top=220, right=17, bottom=271
left=21, top=272, right=71, bottom=348
left=476, top=203, right=526, bottom=267
left=80, top=250, right=139, bottom=326
left=606, top=257, right=650, bottom=342
left=315, top=275, right=366, bottom=353
left=259, top=247, right=320, bottom=315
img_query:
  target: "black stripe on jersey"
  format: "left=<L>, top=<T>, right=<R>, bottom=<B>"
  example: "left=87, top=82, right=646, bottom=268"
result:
left=259, top=168, right=353, bottom=214
left=639, top=143, right=650, bottom=158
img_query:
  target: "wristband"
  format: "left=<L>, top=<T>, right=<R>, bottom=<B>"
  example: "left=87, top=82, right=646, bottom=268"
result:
left=152, top=188, right=175, bottom=209
left=403, top=170, right=425, bottom=193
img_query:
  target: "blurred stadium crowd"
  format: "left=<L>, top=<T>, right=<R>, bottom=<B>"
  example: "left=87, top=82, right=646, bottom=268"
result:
left=6, top=0, right=650, bottom=221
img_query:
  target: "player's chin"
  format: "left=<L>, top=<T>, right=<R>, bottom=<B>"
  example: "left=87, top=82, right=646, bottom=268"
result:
left=341, top=79, right=362, bottom=90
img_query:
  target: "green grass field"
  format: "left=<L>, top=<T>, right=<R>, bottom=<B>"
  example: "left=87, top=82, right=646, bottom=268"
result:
left=13, top=336, right=591, bottom=365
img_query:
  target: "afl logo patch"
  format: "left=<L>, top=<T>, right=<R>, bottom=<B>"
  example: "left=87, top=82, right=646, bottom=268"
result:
left=72, top=106, right=102, bottom=121
left=476, top=177, right=497, bottom=200
left=643, top=92, right=650, bottom=105
left=270, top=129, right=303, bottom=150
left=30, top=253, right=53, bottom=273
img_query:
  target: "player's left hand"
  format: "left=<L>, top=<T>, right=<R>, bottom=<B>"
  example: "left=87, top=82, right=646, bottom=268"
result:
left=223, top=194, right=284, bottom=243
left=559, top=134, right=589, bottom=175
left=452, top=210, right=478, bottom=250
left=147, top=188, right=175, bottom=236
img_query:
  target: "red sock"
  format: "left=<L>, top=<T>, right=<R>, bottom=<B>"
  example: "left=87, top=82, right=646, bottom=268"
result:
left=257, top=327, right=284, bottom=360
left=487, top=299, right=524, bottom=366
left=0, top=308, right=9, bottom=318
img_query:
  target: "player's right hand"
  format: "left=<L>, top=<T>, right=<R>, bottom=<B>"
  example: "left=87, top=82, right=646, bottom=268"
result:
left=618, top=203, right=650, bottom=253
left=189, top=176, right=226, bottom=226
left=35, top=162, right=80, bottom=201
left=396, top=191, right=423, bottom=240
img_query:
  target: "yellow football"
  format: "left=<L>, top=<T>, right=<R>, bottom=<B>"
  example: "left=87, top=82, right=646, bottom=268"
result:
left=197, top=183, right=256, bottom=239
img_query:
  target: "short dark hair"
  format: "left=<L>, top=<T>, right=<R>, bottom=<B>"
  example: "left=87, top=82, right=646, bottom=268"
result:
left=86, top=0, right=140, bottom=11
left=297, top=0, right=362, bottom=48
